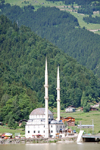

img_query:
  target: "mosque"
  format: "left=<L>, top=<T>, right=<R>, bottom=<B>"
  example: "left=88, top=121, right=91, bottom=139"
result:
left=25, top=58, right=65, bottom=138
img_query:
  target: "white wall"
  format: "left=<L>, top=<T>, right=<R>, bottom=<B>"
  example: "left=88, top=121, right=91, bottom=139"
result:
left=25, top=124, right=46, bottom=138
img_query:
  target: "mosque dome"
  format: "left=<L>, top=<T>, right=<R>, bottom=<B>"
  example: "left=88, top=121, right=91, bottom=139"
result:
left=30, top=108, right=53, bottom=116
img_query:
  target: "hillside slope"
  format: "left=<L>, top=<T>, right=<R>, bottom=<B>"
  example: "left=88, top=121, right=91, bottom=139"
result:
left=0, top=3, right=100, bottom=77
left=0, top=16, right=100, bottom=123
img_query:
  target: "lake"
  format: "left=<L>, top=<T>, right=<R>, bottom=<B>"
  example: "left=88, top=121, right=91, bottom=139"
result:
left=0, top=143, right=100, bottom=150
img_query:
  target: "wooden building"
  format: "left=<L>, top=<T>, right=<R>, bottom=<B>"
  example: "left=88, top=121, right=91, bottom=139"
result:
left=61, top=117, right=75, bottom=126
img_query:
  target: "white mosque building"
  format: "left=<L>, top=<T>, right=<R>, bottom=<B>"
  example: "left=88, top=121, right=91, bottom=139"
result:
left=25, top=58, right=65, bottom=138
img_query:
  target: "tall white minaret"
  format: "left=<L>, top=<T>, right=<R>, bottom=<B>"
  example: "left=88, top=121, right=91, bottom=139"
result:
left=44, top=57, right=49, bottom=138
left=56, top=66, right=60, bottom=121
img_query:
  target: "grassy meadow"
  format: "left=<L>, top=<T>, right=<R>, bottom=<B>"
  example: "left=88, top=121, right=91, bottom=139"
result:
left=5, top=0, right=64, bottom=8
left=70, top=12, right=100, bottom=33
left=53, top=109, right=100, bottom=134
left=0, top=126, right=25, bottom=136
left=0, top=110, right=99, bottom=136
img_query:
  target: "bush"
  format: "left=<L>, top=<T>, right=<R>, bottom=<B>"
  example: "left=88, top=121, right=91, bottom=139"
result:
left=20, top=121, right=26, bottom=130
left=83, top=104, right=90, bottom=112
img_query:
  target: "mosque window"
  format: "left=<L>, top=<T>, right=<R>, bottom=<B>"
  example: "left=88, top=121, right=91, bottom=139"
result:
left=33, top=131, right=35, bottom=133
left=38, top=131, right=40, bottom=133
left=51, top=125, right=53, bottom=128
left=51, top=130, right=53, bottom=133
left=43, top=131, right=45, bottom=133
left=28, top=131, right=30, bottom=133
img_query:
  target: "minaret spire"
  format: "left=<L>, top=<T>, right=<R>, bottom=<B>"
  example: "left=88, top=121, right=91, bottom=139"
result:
left=56, top=66, right=60, bottom=121
left=44, top=57, right=49, bottom=138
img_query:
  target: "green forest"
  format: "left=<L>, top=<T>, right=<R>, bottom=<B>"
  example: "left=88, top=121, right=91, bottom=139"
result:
left=46, top=0, right=98, bottom=5
left=47, top=0, right=100, bottom=14
left=0, top=2, right=100, bottom=77
left=0, top=15, right=100, bottom=125
left=83, top=15, right=100, bottom=24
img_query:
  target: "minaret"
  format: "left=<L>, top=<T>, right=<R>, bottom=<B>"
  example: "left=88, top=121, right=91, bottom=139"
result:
left=56, top=66, right=60, bottom=121
left=44, top=57, right=49, bottom=138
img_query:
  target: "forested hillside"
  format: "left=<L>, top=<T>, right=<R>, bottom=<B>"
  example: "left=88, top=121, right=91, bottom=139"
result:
left=47, top=0, right=100, bottom=14
left=0, top=15, right=100, bottom=123
left=46, top=0, right=97, bottom=5
left=83, top=15, right=100, bottom=24
left=0, top=3, right=100, bottom=77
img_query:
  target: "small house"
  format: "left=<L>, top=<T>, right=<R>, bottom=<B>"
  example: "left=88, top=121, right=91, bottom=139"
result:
left=19, top=119, right=27, bottom=127
left=62, top=117, right=75, bottom=126
left=65, top=107, right=76, bottom=113
left=90, top=107, right=98, bottom=111
left=0, top=122, right=3, bottom=126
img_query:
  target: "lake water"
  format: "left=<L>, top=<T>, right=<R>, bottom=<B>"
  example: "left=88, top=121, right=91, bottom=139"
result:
left=0, top=143, right=100, bottom=150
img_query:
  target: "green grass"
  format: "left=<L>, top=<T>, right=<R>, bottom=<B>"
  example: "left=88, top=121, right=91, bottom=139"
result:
left=69, top=12, right=100, bottom=35
left=70, top=12, right=100, bottom=30
left=0, top=126, right=25, bottom=136
left=95, top=30, right=100, bottom=35
left=53, top=110, right=100, bottom=134
left=0, top=111, right=100, bottom=135
left=5, top=0, right=65, bottom=8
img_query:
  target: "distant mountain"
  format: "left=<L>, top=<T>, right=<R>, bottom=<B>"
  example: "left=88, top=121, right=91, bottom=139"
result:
left=0, top=3, right=100, bottom=78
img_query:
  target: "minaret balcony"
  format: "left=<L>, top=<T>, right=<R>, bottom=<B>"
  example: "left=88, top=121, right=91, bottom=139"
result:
left=56, top=99, right=60, bottom=101
left=44, top=85, right=49, bottom=88
left=56, top=88, right=60, bottom=90
left=44, top=96, right=49, bottom=99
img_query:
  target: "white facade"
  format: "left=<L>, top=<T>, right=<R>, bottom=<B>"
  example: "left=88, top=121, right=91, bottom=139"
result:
left=25, top=108, right=65, bottom=138
left=50, top=120, right=65, bottom=137
left=25, top=58, right=65, bottom=138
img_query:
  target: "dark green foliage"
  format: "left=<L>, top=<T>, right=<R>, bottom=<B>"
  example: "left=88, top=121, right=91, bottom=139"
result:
left=78, top=6, right=93, bottom=15
left=47, top=0, right=100, bottom=14
left=21, top=121, right=26, bottom=130
left=83, top=15, right=100, bottom=24
left=0, top=15, right=100, bottom=123
left=46, top=0, right=100, bottom=7
left=8, top=116, right=17, bottom=129
left=0, top=54, right=38, bottom=122
left=0, top=4, right=100, bottom=77
left=8, top=116, right=18, bottom=129
left=0, top=0, right=5, bottom=4
left=83, top=102, right=90, bottom=112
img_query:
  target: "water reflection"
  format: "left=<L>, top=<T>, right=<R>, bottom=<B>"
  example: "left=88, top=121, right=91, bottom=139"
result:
left=25, top=143, right=100, bottom=150
left=0, top=143, right=100, bottom=150
left=26, top=143, right=50, bottom=150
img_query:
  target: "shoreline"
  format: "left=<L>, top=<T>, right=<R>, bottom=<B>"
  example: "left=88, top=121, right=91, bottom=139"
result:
left=0, top=136, right=77, bottom=145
